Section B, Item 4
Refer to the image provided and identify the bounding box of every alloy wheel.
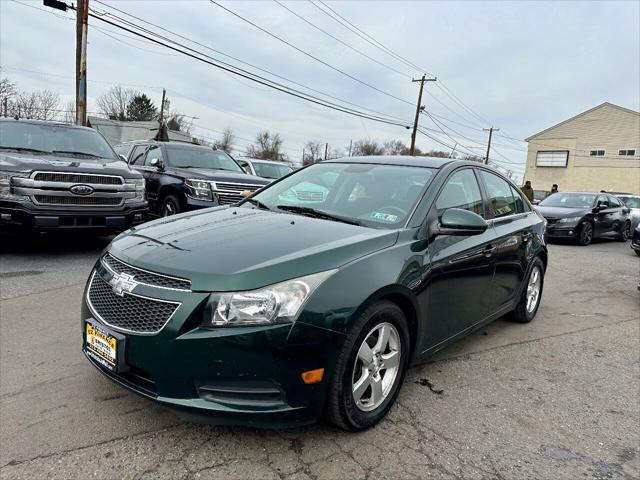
[581,223,592,244]
[352,322,401,412]
[162,201,176,217]
[526,266,542,313]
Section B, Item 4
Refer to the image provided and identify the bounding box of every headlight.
[124,178,146,203]
[185,179,214,202]
[204,270,337,327]
[559,216,583,223]
[0,171,29,200]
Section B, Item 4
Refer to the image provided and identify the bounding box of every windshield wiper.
[0,146,50,154]
[51,150,103,159]
[275,205,361,226]
[244,198,272,210]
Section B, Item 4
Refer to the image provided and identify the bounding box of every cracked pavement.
[1,234,638,479]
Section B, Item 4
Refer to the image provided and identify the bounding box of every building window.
[536,150,568,167]
[589,149,605,156]
[619,149,636,156]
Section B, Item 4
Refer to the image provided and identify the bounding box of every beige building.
[524,102,639,194]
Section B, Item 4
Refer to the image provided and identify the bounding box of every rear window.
[479,171,525,218]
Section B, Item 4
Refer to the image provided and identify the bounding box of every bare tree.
[0,77,17,114]
[303,140,323,165]
[383,139,407,155]
[247,130,287,161]
[13,90,60,120]
[63,100,76,124]
[96,86,136,121]
[352,139,384,156]
[462,154,485,163]
[216,127,236,153]
[425,149,451,158]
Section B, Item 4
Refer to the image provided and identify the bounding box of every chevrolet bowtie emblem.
[108,272,138,296]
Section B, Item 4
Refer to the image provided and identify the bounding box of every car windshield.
[165,146,243,172]
[246,162,435,228]
[539,192,596,208]
[0,121,117,159]
[252,161,293,179]
[618,196,640,209]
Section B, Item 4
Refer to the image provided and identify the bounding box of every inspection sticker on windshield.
[370,212,398,222]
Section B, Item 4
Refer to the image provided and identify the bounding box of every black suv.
[115,140,269,217]
[536,191,631,245]
[0,119,147,232]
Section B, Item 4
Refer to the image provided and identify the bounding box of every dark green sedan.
[82,156,548,430]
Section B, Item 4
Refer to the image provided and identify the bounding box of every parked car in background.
[236,158,293,180]
[115,140,269,217]
[537,192,631,245]
[0,118,147,233]
[631,225,640,257]
[616,194,640,230]
[81,155,548,431]
[532,189,549,205]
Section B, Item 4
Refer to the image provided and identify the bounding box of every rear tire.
[577,222,593,246]
[160,195,181,217]
[510,257,545,324]
[635,250,640,257]
[325,301,410,431]
[616,221,631,242]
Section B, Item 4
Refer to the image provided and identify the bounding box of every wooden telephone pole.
[409,75,436,156]
[75,0,89,126]
[483,127,499,164]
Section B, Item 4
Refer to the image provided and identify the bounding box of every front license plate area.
[85,320,127,373]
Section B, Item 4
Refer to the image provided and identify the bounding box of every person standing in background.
[521,180,534,202]
[551,184,559,194]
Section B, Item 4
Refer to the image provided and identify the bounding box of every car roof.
[0,117,95,132]
[116,139,214,150]
[549,191,605,195]
[324,155,458,169]
[243,158,292,166]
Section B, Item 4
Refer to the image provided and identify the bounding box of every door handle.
[483,245,496,257]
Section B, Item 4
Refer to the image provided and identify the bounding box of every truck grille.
[13,171,136,209]
[87,272,180,334]
[34,195,121,206]
[34,172,123,185]
[213,182,263,205]
[102,254,191,291]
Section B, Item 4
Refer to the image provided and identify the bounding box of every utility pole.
[348,139,352,157]
[3,98,7,118]
[302,147,305,164]
[324,142,328,161]
[483,127,499,164]
[449,142,458,159]
[159,88,166,124]
[75,0,89,126]
[410,75,436,156]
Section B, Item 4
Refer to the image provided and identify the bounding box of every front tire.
[616,221,631,242]
[326,301,410,431]
[510,257,545,323]
[160,195,181,217]
[577,222,593,246]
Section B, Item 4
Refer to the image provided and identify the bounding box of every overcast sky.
[1,0,639,177]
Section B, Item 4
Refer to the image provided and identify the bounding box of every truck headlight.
[185,179,214,202]
[0,171,29,200]
[203,270,337,327]
[124,178,146,203]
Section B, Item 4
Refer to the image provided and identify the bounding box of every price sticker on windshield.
[370,212,398,222]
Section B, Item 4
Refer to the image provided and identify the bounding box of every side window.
[144,145,163,166]
[509,185,526,214]
[596,195,609,208]
[129,145,147,166]
[435,169,484,219]
[608,195,621,208]
[480,171,522,218]
[113,144,130,158]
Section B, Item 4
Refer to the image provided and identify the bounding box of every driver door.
[594,194,613,235]
[141,145,164,211]
[422,168,496,349]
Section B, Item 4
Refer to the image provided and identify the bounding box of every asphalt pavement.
[0,233,638,480]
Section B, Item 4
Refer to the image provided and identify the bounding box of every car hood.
[109,206,398,291]
[536,206,590,219]
[169,167,269,186]
[0,152,139,177]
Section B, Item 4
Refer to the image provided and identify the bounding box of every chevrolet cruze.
[82,156,548,431]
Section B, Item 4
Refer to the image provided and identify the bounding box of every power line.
[210,1,414,107]
[274,0,411,79]
[93,0,411,124]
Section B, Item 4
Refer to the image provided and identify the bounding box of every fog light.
[301,368,324,384]
[568,230,573,235]
[0,213,11,221]
[134,214,143,222]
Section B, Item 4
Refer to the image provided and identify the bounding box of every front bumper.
[544,224,580,238]
[0,199,148,231]
[81,290,345,427]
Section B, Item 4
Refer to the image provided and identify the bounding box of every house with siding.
[524,103,639,194]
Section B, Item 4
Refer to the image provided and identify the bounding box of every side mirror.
[431,208,488,237]
[149,158,163,170]
[119,154,127,162]
[593,203,606,213]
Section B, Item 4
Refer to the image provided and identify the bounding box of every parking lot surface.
[1,234,638,480]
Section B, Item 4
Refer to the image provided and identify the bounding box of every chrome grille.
[102,254,191,291]
[87,272,179,334]
[34,172,122,185]
[214,182,262,193]
[34,195,121,206]
[218,193,242,205]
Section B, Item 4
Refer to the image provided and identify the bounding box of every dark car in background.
[0,118,147,233]
[532,189,549,205]
[631,225,640,257]
[81,156,547,430]
[115,141,269,217]
[237,158,294,180]
[537,192,631,245]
